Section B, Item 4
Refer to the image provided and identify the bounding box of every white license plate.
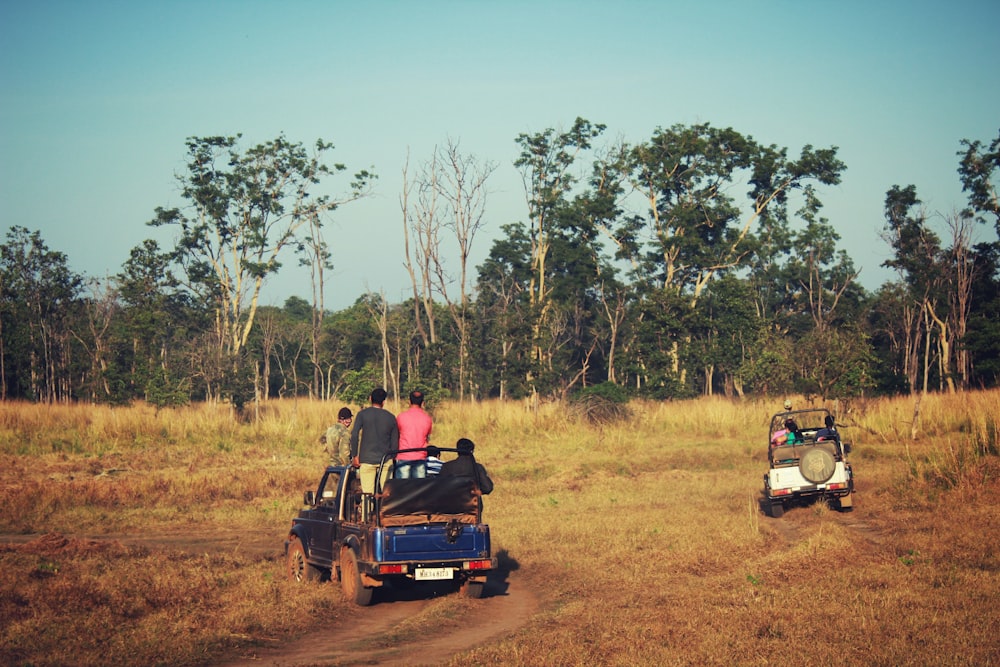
[415,567,454,581]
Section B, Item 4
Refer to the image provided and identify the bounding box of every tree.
[783,186,862,333]
[881,185,941,394]
[964,242,1000,387]
[616,124,845,388]
[72,277,120,402]
[794,325,876,400]
[475,223,533,399]
[401,139,496,400]
[0,226,83,402]
[115,239,200,403]
[687,276,761,397]
[622,124,845,305]
[320,298,382,398]
[940,210,977,390]
[958,129,1000,234]
[595,278,628,386]
[149,135,373,405]
[514,118,606,393]
[400,149,437,349]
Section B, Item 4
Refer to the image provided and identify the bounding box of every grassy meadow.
[1,391,999,666]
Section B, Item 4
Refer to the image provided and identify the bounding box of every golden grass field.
[1,391,999,666]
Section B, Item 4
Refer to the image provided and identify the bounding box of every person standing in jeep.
[349,388,398,494]
[395,390,432,478]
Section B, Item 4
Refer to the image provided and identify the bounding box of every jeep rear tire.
[769,501,785,518]
[340,547,374,606]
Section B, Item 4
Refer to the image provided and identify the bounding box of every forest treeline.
[2,122,998,407]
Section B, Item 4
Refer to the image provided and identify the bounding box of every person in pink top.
[395,390,433,478]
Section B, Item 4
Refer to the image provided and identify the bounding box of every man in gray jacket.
[349,387,399,494]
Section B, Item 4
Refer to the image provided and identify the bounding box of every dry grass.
[1,392,999,666]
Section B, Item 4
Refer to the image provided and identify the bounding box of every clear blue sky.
[2,0,998,310]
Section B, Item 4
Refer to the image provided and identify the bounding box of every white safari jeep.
[763,408,854,518]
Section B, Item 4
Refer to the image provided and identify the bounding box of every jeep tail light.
[826,482,847,490]
[772,489,792,496]
[464,559,492,571]
[378,564,406,575]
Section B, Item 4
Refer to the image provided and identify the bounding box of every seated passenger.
[439,438,493,495]
[815,415,839,441]
[771,419,800,447]
[425,446,443,476]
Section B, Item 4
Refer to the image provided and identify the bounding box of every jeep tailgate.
[373,524,491,562]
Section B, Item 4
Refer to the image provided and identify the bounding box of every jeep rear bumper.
[764,464,853,501]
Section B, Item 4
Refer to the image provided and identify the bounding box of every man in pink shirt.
[395,390,433,478]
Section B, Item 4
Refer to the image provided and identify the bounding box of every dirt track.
[216,573,536,667]
[2,531,539,667]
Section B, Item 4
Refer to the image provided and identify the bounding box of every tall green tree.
[514,118,606,393]
[149,135,373,405]
[958,129,1000,234]
[622,124,845,304]
[880,184,973,394]
[617,124,845,387]
[475,223,533,399]
[686,275,762,397]
[0,226,83,401]
[115,239,201,404]
[964,242,1000,386]
[880,185,938,394]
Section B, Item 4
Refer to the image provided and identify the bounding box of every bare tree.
[429,140,496,400]
[71,277,119,400]
[401,140,495,400]
[256,311,279,399]
[302,212,331,398]
[366,291,399,402]
[596,281,627,385]
[400,149,438,347]
[941,210,978,390]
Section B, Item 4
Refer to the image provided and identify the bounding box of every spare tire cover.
[799,448,836,484]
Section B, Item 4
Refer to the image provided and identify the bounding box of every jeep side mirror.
[843,442,852,455]
[304,490,315,506]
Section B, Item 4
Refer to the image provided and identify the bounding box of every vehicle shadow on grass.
[484,548,519,597]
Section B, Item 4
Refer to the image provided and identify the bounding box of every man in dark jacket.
[349,387,398,494]
[439,438,493,495]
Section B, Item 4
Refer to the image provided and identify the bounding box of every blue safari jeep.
[285,447,496,605]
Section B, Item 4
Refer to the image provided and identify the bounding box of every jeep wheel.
[287,537,321,583]
[340,547,374,606]
[769,501,785,518]
[799,448,836,484]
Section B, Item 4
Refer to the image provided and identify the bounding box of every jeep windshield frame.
[768,408,837,445]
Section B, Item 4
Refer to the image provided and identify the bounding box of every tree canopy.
[2,126,998,406]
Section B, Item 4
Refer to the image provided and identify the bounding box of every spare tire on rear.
[799,448,836,484]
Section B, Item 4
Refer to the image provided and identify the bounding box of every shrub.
[569,383,632,425]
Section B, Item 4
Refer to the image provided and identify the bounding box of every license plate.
[415,567,454,581]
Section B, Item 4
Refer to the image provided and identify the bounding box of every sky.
[2,0,998,311]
